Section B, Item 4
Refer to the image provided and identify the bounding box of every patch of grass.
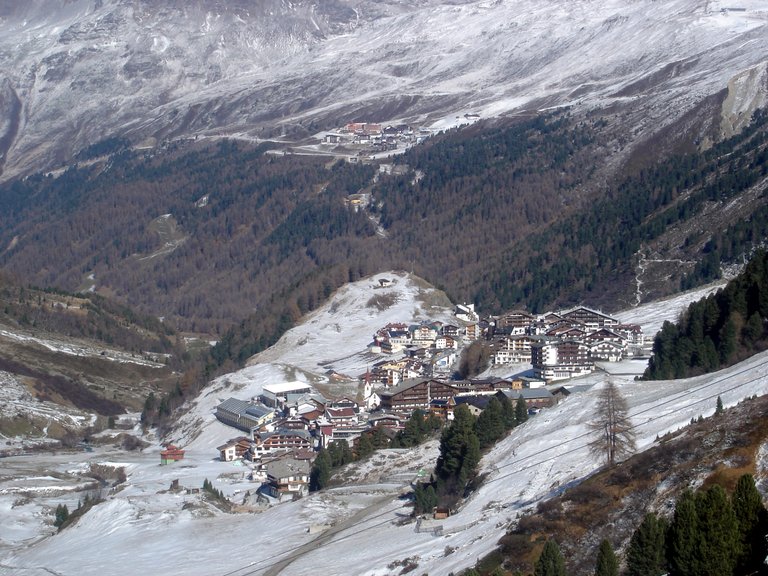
[366,292,399,311]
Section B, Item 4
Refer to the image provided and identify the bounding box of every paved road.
[262,492,401,576]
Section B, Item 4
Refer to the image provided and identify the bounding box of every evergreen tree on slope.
[535,539,566,576]
[594,539,618,576]
[626,512,668,576]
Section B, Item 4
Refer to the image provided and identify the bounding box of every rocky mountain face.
[0,0,767,179]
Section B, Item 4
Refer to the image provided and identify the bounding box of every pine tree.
[534,539,566,576]
[626,512,668,576]
[715,395,724,415]
[53,503,69,528]
[731,474,768,574]
[475,396,505,448]
[668,490,698,576]
[309,449,331,491]
[588,381,635,466]
[515,395,528,424]
[594,539,618,576]
[695,484,738,575]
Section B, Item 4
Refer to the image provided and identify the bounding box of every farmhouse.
[264,458,310,501]
[378,379,459,414]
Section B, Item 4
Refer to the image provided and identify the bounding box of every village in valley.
[175,276,646,508]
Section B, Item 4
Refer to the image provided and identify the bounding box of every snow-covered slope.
[172,270,456,452]
[1,0,767,177]
[3,274,768,576]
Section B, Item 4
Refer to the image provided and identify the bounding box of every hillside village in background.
[201,280,645,506]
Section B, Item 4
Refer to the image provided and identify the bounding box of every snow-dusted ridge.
[1,0,767,177]
[2,275,768,576]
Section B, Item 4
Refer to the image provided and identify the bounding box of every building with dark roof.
[215,398,276,432]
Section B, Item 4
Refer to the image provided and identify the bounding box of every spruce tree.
[515,395,528,424]
[732,473,768,574]
[436,404,476,480]
[695,484,738,576]
[668,490,699,576]
[356,432,374,459]
[715,395,724,415]
[594,539,618,576]
[499,393,516,429]
[475,396,505,448]
[309,449,331,491]
[626,512,668,576]
[53,503,69,528]
[534,539,566,576]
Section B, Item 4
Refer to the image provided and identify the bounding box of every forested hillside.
[644,250,768,380]
[482,394,768,576]
[1,107,767,371]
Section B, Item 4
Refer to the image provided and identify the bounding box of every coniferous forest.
[644,250,768,380]
[0,108,767,377]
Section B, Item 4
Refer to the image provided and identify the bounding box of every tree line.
[644,249,768,380]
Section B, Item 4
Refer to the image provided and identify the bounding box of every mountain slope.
[2,275,768,576]
[0,0,767,179]
[0,275,182,441]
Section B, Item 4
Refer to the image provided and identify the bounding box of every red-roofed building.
[160,444,185,465]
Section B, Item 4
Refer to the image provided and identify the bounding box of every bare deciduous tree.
[589,381,635,466]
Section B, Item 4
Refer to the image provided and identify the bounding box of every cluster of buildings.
[364,320,462,387]
[323,122,431,156]
[213,383,378,502]
[485,307,644,381]
[206,304,642,503]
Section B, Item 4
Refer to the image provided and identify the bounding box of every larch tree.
[588,381,635,466]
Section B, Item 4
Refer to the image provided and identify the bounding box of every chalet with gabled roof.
[254,429,313,456]
[378,379,459,414]
[615,323,645,347]
[588,340,625,362]
[441,324,460,337]
[160,444,185,465]
[495,310,535,335]
[217,437,252,462]
[435,335,457,350]
[491,335,538,364]
[324,406,358,426]
[560,307,619,331]
[264,458,310,500]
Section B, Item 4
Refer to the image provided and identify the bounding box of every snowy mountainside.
[172,271,456,451]
[1,0,767,177]
[3,274,768,575]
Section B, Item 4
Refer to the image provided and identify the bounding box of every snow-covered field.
[2,276,768,576]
